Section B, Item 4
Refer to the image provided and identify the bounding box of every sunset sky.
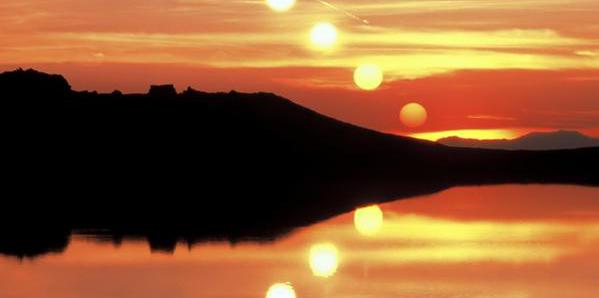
[1,0,598,138]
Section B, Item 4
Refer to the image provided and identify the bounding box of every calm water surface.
[1,185,599,298]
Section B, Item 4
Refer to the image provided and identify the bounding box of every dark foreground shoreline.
[1,69,597,258]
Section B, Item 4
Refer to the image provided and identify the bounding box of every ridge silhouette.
[1,68,597,258]
[438,130,599,150]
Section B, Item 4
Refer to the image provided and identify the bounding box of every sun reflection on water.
[354,205,384,236]
[2,186,599,298]
[309,243,339,278]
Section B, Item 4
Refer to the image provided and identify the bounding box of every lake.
[1,184,598,298]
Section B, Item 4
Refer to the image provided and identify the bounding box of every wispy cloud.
[2,0,599,80]
[468,115,517,121]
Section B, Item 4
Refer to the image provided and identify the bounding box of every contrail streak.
[314,0,370,25]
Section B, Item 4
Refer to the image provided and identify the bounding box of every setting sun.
[309,243,339,278]
[265,0,295,12]
[266,283,296,298]
[310,23,338,49]
[354,205,384,236]
[353,64,383,90]
[400,103,428,128]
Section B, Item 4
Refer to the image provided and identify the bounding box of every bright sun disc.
[400,103,428,128]
[266,283,296,298]
[309,243,339,278]
[354,205,384,236]
[266,0,295,12]
[353,64,383,90]
[310,22,338,49]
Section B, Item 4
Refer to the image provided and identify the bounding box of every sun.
[310,22,338,49]
[354,205,384,236]
[400,103,428,128]
[266,283,296,298]
[353,64,383,90]
[266,0,295,12]
[309,243,339,278]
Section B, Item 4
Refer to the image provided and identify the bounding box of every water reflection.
[350,214,591,263]
[309,243,339,278]
[354,205,384,236]
[266,283,296,298]
[1,185,598,298]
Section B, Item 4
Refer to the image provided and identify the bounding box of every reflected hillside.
[3,185,598,298]
[1,69,598,258]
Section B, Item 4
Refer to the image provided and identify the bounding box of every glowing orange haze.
[1,0,598,137]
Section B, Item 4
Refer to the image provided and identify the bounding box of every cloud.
[1,28,589,80]
[467,115,516,121]
[2,0,599,80]
[576,50,599,57]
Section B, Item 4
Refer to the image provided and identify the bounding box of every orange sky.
[1,0,598,137]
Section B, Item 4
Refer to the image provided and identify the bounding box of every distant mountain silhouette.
[1,68,598,258]
[439,131,599,150]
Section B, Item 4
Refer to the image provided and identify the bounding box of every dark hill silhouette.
[1,68,598,258]
[439,130,599,150]
[149,84,177,97]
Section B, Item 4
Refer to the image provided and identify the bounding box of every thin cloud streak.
[3,28,596,79]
